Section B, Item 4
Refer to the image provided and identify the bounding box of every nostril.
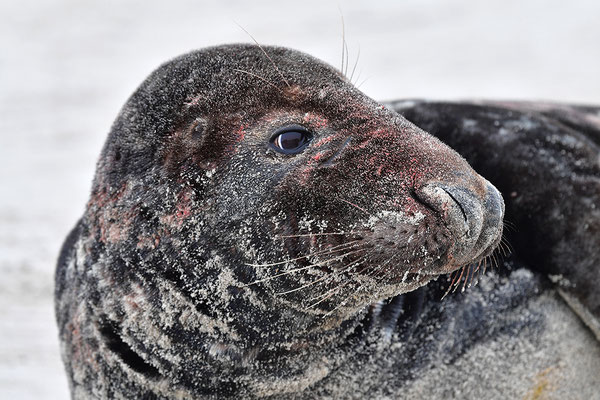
[415,180,505,267]
[410,187,438,215]
[415,183,484,241]
[441,187,468,223]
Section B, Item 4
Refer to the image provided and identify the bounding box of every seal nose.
[473,182,505,259]
[415,180,504,266]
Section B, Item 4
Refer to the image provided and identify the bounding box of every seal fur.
[55,45,599,399]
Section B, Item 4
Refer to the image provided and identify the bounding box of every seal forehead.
[123,45,334,124]
[173,44,347,105]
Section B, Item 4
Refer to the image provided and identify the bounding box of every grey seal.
[55,45,599,399]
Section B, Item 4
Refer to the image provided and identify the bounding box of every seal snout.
[416,180,504,270]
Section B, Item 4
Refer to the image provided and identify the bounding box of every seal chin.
[416,179,504,273]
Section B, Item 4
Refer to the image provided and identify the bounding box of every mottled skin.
[55,45,599,399]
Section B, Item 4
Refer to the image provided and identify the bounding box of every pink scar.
[303,113,329,129]
[175,190,193,222]
[184,94,204,108]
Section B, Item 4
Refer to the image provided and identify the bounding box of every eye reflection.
[270,125,312,154]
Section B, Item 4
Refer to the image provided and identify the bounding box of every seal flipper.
[390,100,600,340]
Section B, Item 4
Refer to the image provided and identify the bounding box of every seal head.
[55,44,504,398]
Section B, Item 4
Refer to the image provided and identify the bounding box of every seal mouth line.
[98,319,161,379]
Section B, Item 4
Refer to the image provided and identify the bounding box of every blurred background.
[1,0,599,397]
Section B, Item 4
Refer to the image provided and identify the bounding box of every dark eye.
[269,125,312,154]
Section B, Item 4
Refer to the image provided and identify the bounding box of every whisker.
[337,197,372,216]
[364,253,402,284]
[304,257,370,304]
[498,240,509,257]
[275,230,364,239]
[452,265,467,293]
[305,279,352,310]
[470,260,483,288]
[323,261,380,318]
[353,68,363,87]
[344,40,350,76]
[442,269,460,299]
[356,76,371,90]
[234,22,291,88]
[232,68,281,92]
[276,254,368,296]
[349,46,361,83]
[468,264,477,289]
[306,250,396,313]
[474,260,483,281]
[492,253,500,270]
[461,264,472,292]
[475,264,482,285]
[501,236,514,254]
[503,219,517,232]
[245,239,362,267]
[242,246,367,287]
[305,285,339,308]
[242,264,318,287]
[338,7,346,76]
[322,296,352,318]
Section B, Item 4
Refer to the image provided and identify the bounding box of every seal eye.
[270,125,312,154]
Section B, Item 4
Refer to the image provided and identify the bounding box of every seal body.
[55,45,599,399]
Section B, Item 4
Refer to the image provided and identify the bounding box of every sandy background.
[1,0,599,398]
